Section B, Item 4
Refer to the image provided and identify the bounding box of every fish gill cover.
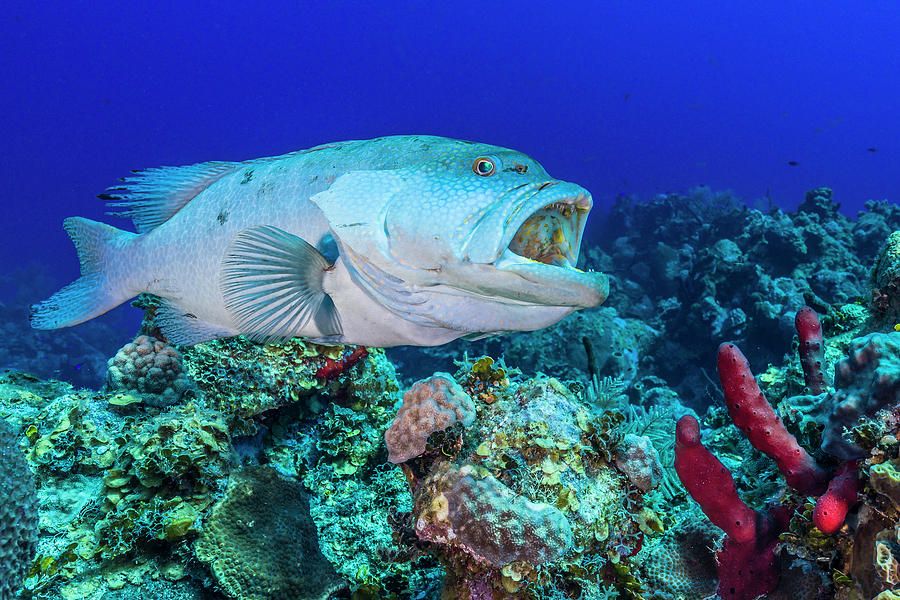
[2,3,900,600]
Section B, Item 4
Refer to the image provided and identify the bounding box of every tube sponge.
[717,342,828,495]
[674,415,757,543]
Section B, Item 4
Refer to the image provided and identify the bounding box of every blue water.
[1,1,898,376]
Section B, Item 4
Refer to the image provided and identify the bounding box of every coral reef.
[195,466,344,600]
[385,374,476,464]
[0,417,38,600]
[106,335,191,407]
[2,188,899,600]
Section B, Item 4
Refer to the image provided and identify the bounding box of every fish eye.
[472,157,496,176]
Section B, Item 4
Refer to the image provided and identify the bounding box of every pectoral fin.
[221,225,342,343]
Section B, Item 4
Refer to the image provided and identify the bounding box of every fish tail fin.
[30,217,138,329]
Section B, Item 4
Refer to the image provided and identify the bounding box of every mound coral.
[195,466,344,600]
[635,514,718,600]
[385,373,476,464]
[414,463,573,566]
[106,334,191,407]
[0,418,38,600]
[386,357,652,598]
[822,331,900,459]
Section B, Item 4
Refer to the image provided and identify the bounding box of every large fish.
[31,135,608,347]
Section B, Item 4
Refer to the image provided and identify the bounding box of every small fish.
[867,147,878,152]
[31,136,608,347]
[787,160,800,166]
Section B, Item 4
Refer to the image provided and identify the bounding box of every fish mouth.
[492,184,608,308]
[504,192,590,268]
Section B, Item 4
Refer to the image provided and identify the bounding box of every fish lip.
[496,181,592,269]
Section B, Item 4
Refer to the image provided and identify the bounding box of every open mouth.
[476,184,608,308]
[505,195,590,268]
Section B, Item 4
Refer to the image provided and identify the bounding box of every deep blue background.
[2,1,898,305]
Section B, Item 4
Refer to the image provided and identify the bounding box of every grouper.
[31,135,608,347]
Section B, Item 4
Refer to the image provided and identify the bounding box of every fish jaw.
[458,180,609,308]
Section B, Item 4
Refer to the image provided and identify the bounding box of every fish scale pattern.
[0,419,38,600]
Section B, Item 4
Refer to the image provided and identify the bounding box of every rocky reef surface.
[0,187,899,600]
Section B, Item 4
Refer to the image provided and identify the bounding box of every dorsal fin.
[101,161,238,232]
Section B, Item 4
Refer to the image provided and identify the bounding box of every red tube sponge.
[795,306,826,394]
[812,461,859,534]
[674,415,757,543]
[715,504,793,600]
[717,343,828,496]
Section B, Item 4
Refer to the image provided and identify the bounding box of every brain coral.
[637,515,718,600]
[822,331,900,459]
[106,334,191,407]
[0,419,38,600]
[195,466,344,600]
[385,374,476,464]
[414,463,573,566]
